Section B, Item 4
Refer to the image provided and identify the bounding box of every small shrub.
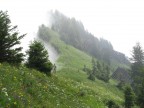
[88,74,95,81]
[78,90,86,97]
[106,100,120,108]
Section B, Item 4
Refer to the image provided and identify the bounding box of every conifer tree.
[124,86,135,108]
[138,80,144,108]
[26,40,53,74]
[0,11,25,64]
[131,43,144,95]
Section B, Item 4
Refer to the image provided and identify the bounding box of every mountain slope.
[49,10,130,66]
[37,26,125,107]
[0,27,125,108]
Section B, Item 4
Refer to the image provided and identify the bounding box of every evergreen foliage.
[131,43,144,65]
[138,80,144,108]
[124,86,135,108]
[131,43,144,95]
[83,65,91,75]
[106,100,120,108]
[117,81,126,90]
[49,10,129,65]
[0,11,25,64]
[88,74,95,81]
[130,43,144,108]
[89,58,110,82]
[37,24,51,42]
[26,40,53,74]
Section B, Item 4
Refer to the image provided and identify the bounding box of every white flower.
[2,88,7,91]
[5,92,8,96]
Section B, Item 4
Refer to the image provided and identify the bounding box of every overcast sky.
[1,0,144,57]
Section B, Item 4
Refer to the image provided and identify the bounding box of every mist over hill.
[47,10,129,65]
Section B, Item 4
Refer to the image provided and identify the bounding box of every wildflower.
[14,102,17,105]
[5,92,8,96]
[2,88,7,92]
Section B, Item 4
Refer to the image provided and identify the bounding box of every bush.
[88,74,95,81]
[106,100,120,108]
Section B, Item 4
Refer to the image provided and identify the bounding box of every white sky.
[0,0,144,57]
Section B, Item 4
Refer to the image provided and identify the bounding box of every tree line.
[0,11,53,74]
[50,10,129,65]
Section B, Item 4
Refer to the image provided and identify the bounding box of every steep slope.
[37,26,125,107]
[0,27,125,108]
[49,10,130,66]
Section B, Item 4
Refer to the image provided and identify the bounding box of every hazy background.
[0,0,144,57]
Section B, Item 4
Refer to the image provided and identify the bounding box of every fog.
[37,39,59,64]
[1,0,144,57]
[6,10,59,63]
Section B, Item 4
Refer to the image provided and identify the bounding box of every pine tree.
[104,65,110,82]
[131,43,144,65]
[26,40,53,74]
[138,80,144,108]
[88,74,95,81]
[131,43,144,95]
[97,61,101,71]
[124,86,135,108]
[91,58,98,76]
[0,11,25,64]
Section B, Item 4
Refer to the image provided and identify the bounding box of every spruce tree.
[91,58,99,77]
[131,43,144,95]
[138,80,144,108]
[0,11,25,64]
[131,43,144,65]
[26,40,53,74]
[124,86,135,108]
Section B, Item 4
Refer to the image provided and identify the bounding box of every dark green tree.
[117,80,126,90]
[104,65,110,82]
[26,40,53,74]
[138,80,144,108]
[131,43,144,95]
[88,73,95,81]
[91,58,99,77]
[97,61,101,71]
[124,86,135,108]
[0,11,25,64]
[106,100,120,108]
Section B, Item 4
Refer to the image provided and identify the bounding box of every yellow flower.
[14,102,17,105]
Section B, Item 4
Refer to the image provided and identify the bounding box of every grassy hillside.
[0,27,127,108]
[0,63,123,108]
[39,28,125,106]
